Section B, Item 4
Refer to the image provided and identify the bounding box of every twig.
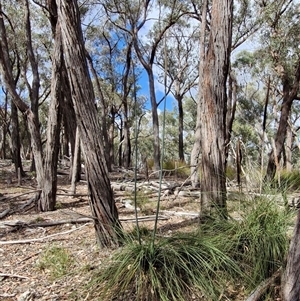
[0,223,89,245]
[0,273,29,279]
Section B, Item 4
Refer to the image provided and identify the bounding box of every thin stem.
[152,31,168,247]
[133,62,141,245]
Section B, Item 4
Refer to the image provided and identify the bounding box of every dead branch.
[0,223,89,245]
[245,268,281,301]
[0,190,41,202]
[0,273,29,280]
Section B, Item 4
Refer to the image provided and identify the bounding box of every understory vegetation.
[88,194,292,301]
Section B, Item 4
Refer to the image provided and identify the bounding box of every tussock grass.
[92,233,243,301]
[37,245,73,280]
[232,197,289,285]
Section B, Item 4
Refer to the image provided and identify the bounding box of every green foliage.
[91,233,243,301]
[163,160,190,177]
[37,245,73,280]
[276,169,300,192]
[228,198,289,286]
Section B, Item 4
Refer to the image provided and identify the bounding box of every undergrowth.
[37,245,73,280]
[88,195,290,301]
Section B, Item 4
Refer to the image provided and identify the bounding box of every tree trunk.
[10,100,25,177]
[285,123,293,172]
[57,0,122,247]
[38,19,62,211]
[178,95,184,162]
[266,63,300,181]
[148,69,161,171]
[190,0,208,188]
[0,91,8,159]
[282,209,300,301]
[199,0,233,218]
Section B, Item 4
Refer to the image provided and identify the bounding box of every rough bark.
[38,18,62,211]
[57,0,122,247]
[282,209,300,301]
[198,0,233,218]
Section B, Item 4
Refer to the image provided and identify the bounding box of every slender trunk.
[11,100,25,177]
[86,51,110,168]
[177,95,184,162]
[71,127,80,194]
[0,92,8,159]
[148,69,161,171]
[285,123,293,172]
[108,110,115,169]
[38,20,62,211]
[57,0,122,247]
[190,0,208,187]
[123,118,131,168]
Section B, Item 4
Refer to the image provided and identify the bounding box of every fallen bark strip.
[0,223,89,245]
[0,273,29,280]
[245,268,281,301]
[0,208,10,219]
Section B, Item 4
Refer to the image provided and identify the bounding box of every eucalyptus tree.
[155,20,199,162]
[260,0,300,181]
[101,0,188,171]
[57,0,122,247]
[190,0,233,218]
[0,0,63,211]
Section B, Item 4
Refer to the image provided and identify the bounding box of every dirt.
[0,160,203,301]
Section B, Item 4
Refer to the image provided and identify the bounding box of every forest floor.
[0,159,285,301]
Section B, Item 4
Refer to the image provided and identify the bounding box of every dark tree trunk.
[0,91,8,159]
[177,95,184,162]
[57,0,122,247]
[199,0,233,218]
[10,100,25,177]
[123,117,131,168]
[282,209,300,301]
